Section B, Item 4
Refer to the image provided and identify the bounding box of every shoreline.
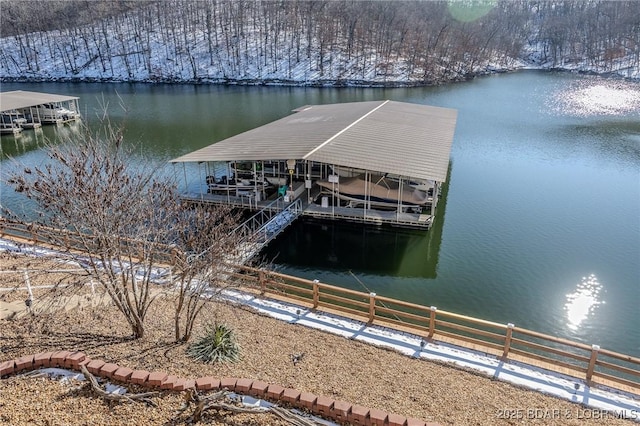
[1,65,638,87]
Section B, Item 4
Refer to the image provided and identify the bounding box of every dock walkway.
[228,198,303,264]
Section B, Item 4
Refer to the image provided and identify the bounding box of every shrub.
[187,323,240,364]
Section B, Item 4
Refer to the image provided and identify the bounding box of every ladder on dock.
[231,197,303,264]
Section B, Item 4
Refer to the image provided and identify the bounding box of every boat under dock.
[181,181,434,232]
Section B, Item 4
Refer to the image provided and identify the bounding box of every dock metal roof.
[0,90,79,112]
[171,100,457,182]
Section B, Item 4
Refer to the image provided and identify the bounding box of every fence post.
[312,279,319,309]
[138,241,144,263]
[258,270,266,294]
[170,247,178,266]
[428,306,437,339]
[586,344,600,383]
[23,269,34,310]
[368,292,376,323]
[502,323,514,359]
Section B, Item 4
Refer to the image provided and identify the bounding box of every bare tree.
[170,203,242,342]
[3,110,243,340]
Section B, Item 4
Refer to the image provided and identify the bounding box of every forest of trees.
[1,0,638,85]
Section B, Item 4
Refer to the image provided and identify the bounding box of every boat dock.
[172,100,457,259]
[0,90,81,134]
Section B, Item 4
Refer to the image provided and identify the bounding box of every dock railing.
[229,265,640,395]
[233,197,303,245]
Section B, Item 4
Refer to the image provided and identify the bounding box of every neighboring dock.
[0,90,81,134]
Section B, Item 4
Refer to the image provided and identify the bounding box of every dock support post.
[258,270,266,294]
[586,344,600,383]
[502,323,514,359]
[368,292,376,324]
[428,306,437,339]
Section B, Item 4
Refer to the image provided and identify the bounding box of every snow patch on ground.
[222,289,640,421]
[1,13,637,85]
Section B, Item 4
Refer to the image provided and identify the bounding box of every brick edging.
[0,351,438,426]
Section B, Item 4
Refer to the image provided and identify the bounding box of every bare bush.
[2,112,243,341]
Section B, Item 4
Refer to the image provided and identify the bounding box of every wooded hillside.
[1,1,638,84]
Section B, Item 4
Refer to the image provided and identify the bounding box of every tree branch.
[80,364,158,406]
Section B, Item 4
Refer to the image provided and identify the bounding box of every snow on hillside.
[1,9,637,86]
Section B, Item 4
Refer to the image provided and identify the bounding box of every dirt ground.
[0,250,636,425]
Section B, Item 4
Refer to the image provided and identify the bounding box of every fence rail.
[0,218,178,265]
[231,265,640,395]
[1,218,638,395]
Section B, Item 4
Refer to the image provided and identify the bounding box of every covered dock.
[0,90,81,133]
[171,100,457,230]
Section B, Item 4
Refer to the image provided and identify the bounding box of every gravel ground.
[0,251,636,425]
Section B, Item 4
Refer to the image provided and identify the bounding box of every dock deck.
[181,181,434,232]
[303,203,433,228]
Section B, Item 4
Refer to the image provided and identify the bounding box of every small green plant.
[187,323,240,364]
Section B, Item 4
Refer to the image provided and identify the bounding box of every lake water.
[1,71,639,356]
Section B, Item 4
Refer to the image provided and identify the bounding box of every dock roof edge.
[0,90,80,112]
[171,100,457,182]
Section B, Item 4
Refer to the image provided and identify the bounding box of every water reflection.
[259,218,442,279]
[1,120,83,158]
[0,128,45,157]
[565,274,603,331]
[551,78,640,116]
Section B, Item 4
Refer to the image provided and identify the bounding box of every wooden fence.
[0,219,178,265]
[1,218,638,395]
[228,265,640,395]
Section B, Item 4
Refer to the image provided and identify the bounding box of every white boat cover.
[317,174,430,206]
